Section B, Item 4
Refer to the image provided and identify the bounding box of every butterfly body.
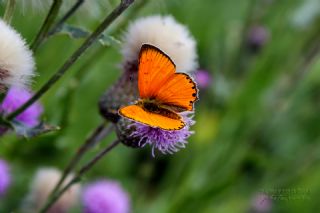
[137,99,182,120]
[119,44,198,130]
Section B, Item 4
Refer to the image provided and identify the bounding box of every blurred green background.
[1,0,320,212]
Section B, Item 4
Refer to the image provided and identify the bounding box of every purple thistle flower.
[247,25,270,53]
[195,69,212,89]
[251,193,272,213]
[0,159,11,197]
[0,87,43,127]
[129,112,195,156]
[82,180,130,213]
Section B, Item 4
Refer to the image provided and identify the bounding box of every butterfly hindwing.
[155,73,198,111]
[119,105,185,130]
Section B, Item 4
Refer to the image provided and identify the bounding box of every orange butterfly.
[119,44,198,130]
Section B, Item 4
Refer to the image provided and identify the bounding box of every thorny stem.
[39,139,121,213]
[31,0,62,52]
[3,0,16,24]
[6,0,135,122]
[48,0,85,36]
[47,122,113,200]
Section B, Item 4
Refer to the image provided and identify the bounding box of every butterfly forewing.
[138,44,176,99]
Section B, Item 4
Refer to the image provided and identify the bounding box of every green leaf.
[98,35,122,47]
[11,120,60,138]
[56,24,121,47]
[58,24,90,39]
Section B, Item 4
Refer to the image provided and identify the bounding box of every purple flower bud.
[99,62,139,123]
[247,26,270,53]
[0,159,11,197]
[82,180,130,213]
[195,69,212,89]
[0,87,43,127]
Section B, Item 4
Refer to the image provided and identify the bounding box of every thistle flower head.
[0,159,11,197]
[0,19,35,90]
[0,87,43,127]
[82,180,130,213]
[118,112,195,156]
[25,168,80,213]
[122,15,198,73]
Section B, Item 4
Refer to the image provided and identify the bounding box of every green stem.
[39,139,120,213]
[5,0,135,122]
[31,0,63,52]
[3,0,16,23]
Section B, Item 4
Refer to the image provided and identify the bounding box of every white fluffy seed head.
[26,168,80,213]
[122,15,198,73]
[0,19,35,89]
